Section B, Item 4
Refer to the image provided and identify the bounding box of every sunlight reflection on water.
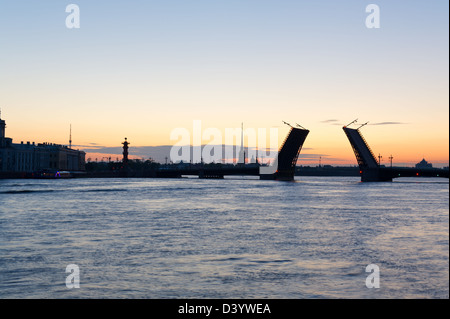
[0,176,448,298]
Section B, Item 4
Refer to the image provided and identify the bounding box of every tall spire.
[69,124,72,149]
[238,122,245,165]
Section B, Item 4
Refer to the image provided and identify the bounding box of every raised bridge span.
[157,125,310,181]
[343,125,449,182]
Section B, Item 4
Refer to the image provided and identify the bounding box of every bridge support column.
[259,173,276,180]
[361,168,393,182]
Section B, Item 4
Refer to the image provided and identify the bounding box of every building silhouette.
[415,158,432,169]
[0,112,85,174]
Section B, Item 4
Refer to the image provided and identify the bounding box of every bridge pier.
[199,169,224,179]
[259,171,301,181]
[259,174,276,180]
[361,168,393,182]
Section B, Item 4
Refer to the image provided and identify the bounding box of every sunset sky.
[0,1,448,166]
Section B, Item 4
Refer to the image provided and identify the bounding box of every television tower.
[69,124,72,149]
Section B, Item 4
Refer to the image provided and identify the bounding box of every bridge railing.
[357,128,378,166]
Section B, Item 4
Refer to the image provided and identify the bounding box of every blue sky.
[0,1,448,165]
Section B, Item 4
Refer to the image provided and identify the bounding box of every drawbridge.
[157,122,310,181]
[343,122,449,182]
[260,124,309,181]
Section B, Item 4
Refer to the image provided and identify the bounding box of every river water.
[0,176,448,299]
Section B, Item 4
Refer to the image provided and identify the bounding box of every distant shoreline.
[1,164,449,180]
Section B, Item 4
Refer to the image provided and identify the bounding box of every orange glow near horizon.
[3,113,449,167]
